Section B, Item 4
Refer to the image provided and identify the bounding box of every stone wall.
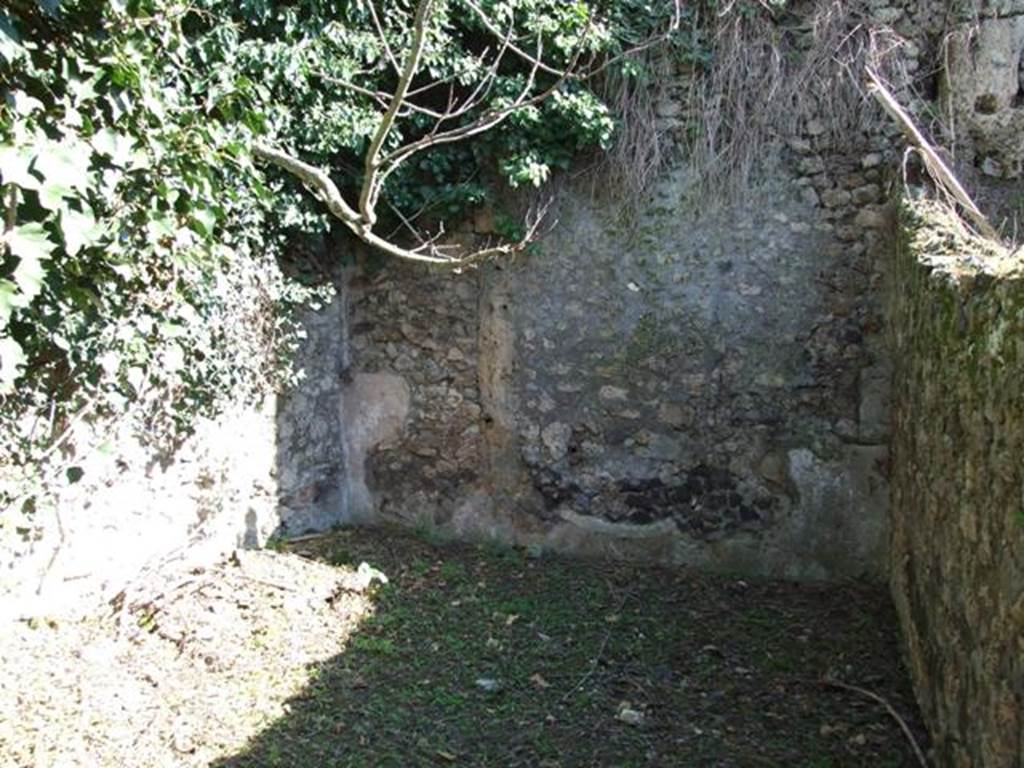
[3,0,980,617]
[944,0,1024,180]
[0,291,353,620]
[345,180,893,578]
[889,200,1024,768]
[336,0,960,580]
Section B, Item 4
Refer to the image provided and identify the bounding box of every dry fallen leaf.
[530,673,551,690]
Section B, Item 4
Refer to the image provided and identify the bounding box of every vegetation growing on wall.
[0,0,691,516]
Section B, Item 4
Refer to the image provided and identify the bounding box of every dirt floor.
[0,525,929,767]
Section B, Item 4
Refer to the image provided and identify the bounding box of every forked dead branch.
[254,0,681,265]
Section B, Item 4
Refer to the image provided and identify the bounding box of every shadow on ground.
[212,526,927,768]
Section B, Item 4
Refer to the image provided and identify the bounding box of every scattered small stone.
[787,138,813,154]
[616,702,645,726]
[805,119,827,136]
[798,156,825,174]
[820,188,852,208]
[599,385,628,402]
[861,153,882,169]
[354,562,389,590]
[854,209,887,230]
[475,678,501,693]
[800,187,821,207]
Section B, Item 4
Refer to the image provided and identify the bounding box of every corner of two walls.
[321,0,965,584]
[4,0,970,619]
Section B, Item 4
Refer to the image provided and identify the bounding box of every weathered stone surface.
[0,402,281,620]
[275,290,349,534]
[339,143,894,579]
[944,15,1024,178]
[4,0,967,620]
[323,0,979,581]
[889,201,1024,768]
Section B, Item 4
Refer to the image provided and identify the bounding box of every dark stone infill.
[530,465,777,537]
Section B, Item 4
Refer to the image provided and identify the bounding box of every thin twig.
[283,530,339,545]
[559,587,631,704]
[4,185,17,234]
[358,0,436,227]
[217,565,297,593]
[816,678,929,768]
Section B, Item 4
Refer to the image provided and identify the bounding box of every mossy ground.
[223,526,924,767]
[2,525,926,767]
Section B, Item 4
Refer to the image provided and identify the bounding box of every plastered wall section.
[1,292,352,620]
[348,156,895,580]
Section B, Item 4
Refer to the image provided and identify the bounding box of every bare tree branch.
[252,142,361,227]
[368,0,403,77]
[317,72,448,119]
[462,0,682,82]
[254,141,549,265]
[357,0,435,229]
[866,66,998,240]
[253,0,672,266]
[370,19,588,195]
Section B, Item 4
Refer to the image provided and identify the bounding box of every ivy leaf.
[5,222,57,302]
[0,143,42,191]
[68,73,102,107]
[0,11,23,65]
[91,128,136,167]
[60,204,105,256]
[34,138,93,193]
[6,222,57,262]
[12,92,45,117]
[38,180,77,211]
[0,335,26,394]
[0,279,17,329]
[146,213,176,246]
[189,206,218,237]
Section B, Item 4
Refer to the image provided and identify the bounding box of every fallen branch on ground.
[558,586,632,704]
[814,677,929,768]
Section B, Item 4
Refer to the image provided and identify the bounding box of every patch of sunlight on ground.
[0,548,382,767]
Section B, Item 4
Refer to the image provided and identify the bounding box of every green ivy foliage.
[1,1,318,514]
[0,0,675,512]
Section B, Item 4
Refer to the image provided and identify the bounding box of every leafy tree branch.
[254,0,681,265]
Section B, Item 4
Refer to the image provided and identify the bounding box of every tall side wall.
[889,202,1024,768]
